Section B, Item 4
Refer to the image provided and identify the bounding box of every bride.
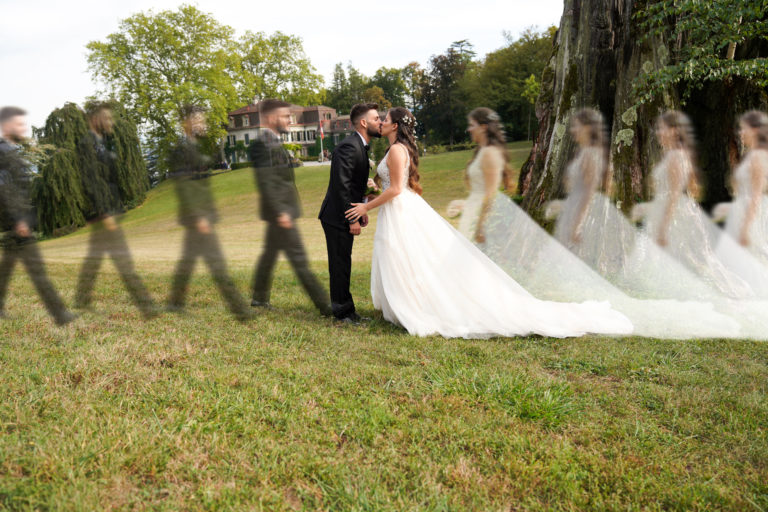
[343,106,632,339]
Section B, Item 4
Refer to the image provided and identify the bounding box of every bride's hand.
[740,230,750,247]
[345,203,368,221]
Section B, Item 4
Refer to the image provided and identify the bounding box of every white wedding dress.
[460,147,740,340]
[370,145,633,339]
[718,149,768,280]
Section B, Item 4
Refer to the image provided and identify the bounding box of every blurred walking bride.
[343,106,632,339]
[551,108,768,339]
[457,107,740,340]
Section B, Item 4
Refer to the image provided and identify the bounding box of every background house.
[225,101,355,162]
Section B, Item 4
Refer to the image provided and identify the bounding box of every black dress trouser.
[321,221,355,319]
[0,236,70,323]
[252,222,330,314]
[169,227,250,319]
[74,223,154,316]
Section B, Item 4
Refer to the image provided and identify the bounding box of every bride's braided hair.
[658,110,701,199]
[467,108,513,190]
[388,107,422,195]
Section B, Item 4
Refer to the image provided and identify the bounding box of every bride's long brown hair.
[466,107,513,190]
[572,108,611,192]
[387,107,422,195]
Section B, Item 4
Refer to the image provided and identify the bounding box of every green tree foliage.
[419,40,476,145]
[522,74,540,141]
[240,31,325,105]
[370,67,408,107]
[326,63,418,113]
[402,62,425,112]
[33,150,87,236]
[634,0,768,103]
[462,28,556,141]
[104,102,150,208]
[86,5,323,177]
[86,5,240,176]
[325,63,373,114]
[363,86,392,110]
[326,63,353,113]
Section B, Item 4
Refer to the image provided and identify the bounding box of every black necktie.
[364,144,370,152]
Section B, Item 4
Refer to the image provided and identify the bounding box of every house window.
[244,133,250,145]
[228,117,234,128]
[290,115,297,124]
[243,116,250,127]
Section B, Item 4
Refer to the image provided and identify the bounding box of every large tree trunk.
[519,0,768,216]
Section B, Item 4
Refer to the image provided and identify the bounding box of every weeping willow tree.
[33,103,88,235]
[33,101,149,236]
[96,101,149,208]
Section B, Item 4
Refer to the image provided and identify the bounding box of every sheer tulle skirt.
[462,192,742,339]
[554,193,768,339]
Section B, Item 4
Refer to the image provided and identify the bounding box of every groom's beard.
[366,125,382,139]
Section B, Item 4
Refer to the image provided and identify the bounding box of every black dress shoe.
[336,312,371,325]
[250,300,273,309]
[55,311,79,326]
[165,303,186,315]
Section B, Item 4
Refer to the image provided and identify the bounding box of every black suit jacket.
[167,137,218,228]
[318,132,370,230]
[250,131,301,221]
[0,139,36,232]
[78,131,123,220]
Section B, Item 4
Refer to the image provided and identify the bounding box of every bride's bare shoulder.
[387,143,408,162]
[480,145,504,166]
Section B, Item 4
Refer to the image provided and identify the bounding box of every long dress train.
[460,147,740,340]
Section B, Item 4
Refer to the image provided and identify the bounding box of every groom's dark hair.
[259,99,291,115]
[350,103,379,126]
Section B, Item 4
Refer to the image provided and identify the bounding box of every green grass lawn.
[1,142,767,510]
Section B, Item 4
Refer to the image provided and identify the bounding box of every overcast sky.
[0,0,563,128]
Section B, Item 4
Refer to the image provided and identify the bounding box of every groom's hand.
[277,213,293,229]
[349,221,361,236]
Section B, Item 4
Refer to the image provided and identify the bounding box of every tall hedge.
[33,101,149,236]
[107,102,149,208]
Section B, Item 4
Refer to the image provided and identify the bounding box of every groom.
[319,103,381,324]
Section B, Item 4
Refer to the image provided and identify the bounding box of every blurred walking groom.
[250,99,332,316]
